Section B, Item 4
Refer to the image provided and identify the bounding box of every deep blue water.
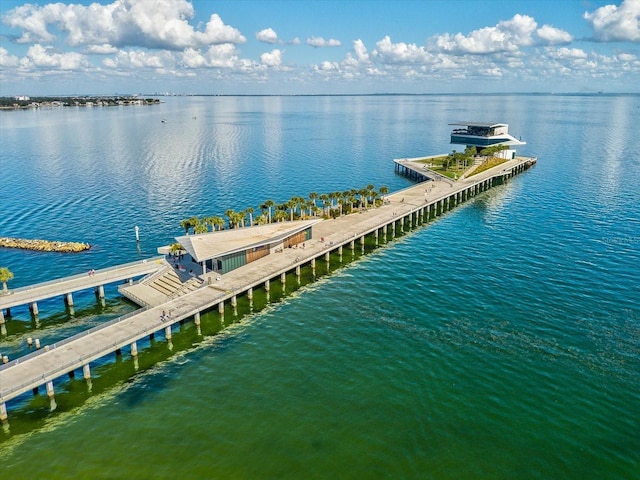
[0,94,639,479]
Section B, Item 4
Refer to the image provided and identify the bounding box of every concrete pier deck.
[0,257,166,312]
[0,156,535,416]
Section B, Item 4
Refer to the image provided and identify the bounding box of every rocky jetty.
[0,237,90,253]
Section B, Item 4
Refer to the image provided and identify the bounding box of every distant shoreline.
[0,96,161,110]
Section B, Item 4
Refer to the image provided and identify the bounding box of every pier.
[0,257,165,321]
[0,155,535,421]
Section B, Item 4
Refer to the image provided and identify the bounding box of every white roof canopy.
[175,219,320,263]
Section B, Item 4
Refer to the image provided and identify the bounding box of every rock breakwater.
[0,237,90,253]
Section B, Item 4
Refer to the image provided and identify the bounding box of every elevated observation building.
[450,122,526,159]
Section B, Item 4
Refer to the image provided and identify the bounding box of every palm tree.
[264,199,275,223]
[202,216,217,232]
[379,186,389,203]
[255,214,267,225]
[0,267,14,293]
[358,188,369,209]
[309,192,318,210]
[273,210,287,222]
[286,199,297,221]
[225,209,236,229]
[366,184,375,206]
[306,200,315,218]
[294,196,306,219]
[464,146,477,167]
[245,207,255,226]
[370,191,379,208]
[180,218,193,234]
[235,211,246,228]
[194,223,208,234]
[329,192,339,209]
[319,194,329,217]
[213,216,225,231]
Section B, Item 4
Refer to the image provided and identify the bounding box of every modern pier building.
[450,122,526,159]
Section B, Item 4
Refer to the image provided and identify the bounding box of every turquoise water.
[0,95,639,478]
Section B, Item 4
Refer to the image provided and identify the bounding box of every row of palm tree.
[179,184,390,234]
[442,145,510,171]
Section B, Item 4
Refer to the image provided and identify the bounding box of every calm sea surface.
[0,95,639,479]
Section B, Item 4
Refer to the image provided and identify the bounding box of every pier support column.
[295,265,301,277]
[83,364,91,380]
[164,326,172,340]
[97,285,105,299]
[374,229,379,245]
[311,258,316,274]
[30,302,39,316]
[265,279,270,292]
[0,311,4,324]
[360,236,365,253]
[194,312,202,336]
[280,273,286,286]
[65,292,74,306]
[325,252,330,270]
[231,294,238,307]
[0,402,7,422]
[247,288,253,301]
[131,341,138,357]
[218,301,225,314]
[391,221,396,237]
[350,240,355,252]
[46,381,55,398]
[383,224,388,239]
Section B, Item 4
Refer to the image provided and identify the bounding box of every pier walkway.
[0,257,166,316]
[0,156,535,419]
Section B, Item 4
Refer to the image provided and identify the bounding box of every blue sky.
[1,0,639,95]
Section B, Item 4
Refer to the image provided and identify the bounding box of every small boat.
[161,119,167,123]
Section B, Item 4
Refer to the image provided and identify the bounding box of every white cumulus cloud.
[85,44,118,55]
[105,49,170,69]
[307,37,341,48]
[584,0,640,42]
[256,28,279,44]
[353,39,370,62]
[0,47,20,67]
[372,36,435,64]
[261,49,282,67]
[432,14,573,54]
[21,44,89,70]
[535,25,573,44]
[2,0,246,50]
